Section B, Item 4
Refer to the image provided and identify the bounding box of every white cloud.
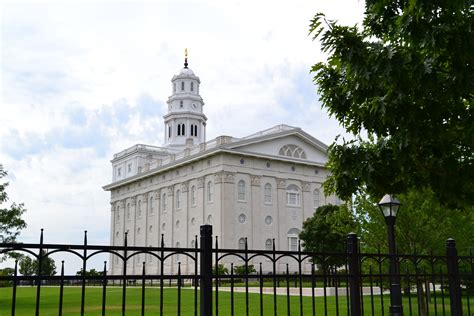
[0,0,365,270]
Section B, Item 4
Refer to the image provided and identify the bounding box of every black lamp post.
[378,194,403,316]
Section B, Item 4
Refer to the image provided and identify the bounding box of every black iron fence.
[0,225,472,315]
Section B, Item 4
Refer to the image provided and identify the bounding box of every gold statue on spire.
[184,48,189,68]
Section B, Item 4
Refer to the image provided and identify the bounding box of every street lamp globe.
[378,194,401,219]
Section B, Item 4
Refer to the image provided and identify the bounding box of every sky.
[0,0,364,270]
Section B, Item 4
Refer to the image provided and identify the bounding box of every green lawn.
[0,286,471,315]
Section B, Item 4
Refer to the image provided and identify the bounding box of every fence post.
[200,225,213,316]
[347,232,361,316]
[446,238,463,316]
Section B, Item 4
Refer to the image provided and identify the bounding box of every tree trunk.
[417,278,427,316]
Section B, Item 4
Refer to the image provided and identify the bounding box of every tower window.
[168,126,171,138]
[177,123,186,136]
[191,82,194,91]
[181,82,184,91]
[173,83,176,92]
[190,124,198,136]
[180,100,183,108]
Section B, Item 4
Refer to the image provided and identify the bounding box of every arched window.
[149,197,154,215]
[207,181,214,202]
[191,185,196,206]
[264,183,272,204]
[278,144,307,159]
[237,180,246,201]
[137,200,142,218]
[162,193,167,212]
[265,239,273,251]
[191,82,194,91]
[287,228,300,251]
[168,125,171,138]
[190,124,197,136]
[127,203,131,219]
[148,244,153,265]
[238,238,246,250]
[176,242,181,261]
[181,81,185,91]
[177,125,181,136]
[176,190,181,209]
[116,206,120,222]
[286,185,301,206]
[182,124,186,136]
[194,125,198,137]
[313,189,320,210]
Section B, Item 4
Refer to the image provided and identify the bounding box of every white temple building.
[103,55,338,274]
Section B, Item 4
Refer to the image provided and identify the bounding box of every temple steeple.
[163,50,207,149]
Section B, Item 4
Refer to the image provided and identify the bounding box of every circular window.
[238,214,246,223]
[191,217,196,225]
[265,216,273,225]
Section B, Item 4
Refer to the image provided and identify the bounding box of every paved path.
[215,287,381,297]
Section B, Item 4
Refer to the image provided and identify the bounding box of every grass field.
[0,286,471,315]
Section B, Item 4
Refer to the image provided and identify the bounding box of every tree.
[310,1,473,207]
[213,264,229,276]
[19,251,56,276]
[76,268,103,277]
[354,188,474,255]
[0,267,15,287]
[299,204,356,271]
[354,188,474,316]
[19,256,35,276]
[233,264,256,276]
[0,165,27,247]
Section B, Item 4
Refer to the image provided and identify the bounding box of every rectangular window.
[118,168,122,177]
[191,82,194,91]
[287,192,300,206]
[128,164,132,172]
[288,237,298,251]
[181,82,185,91]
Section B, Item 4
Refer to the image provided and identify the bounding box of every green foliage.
[0,165,27,246]
[0,267,15,287]
[310,1,473,207]
[19,251,57,276]
[213,264,228,276]
[299,204,356,269]
[354,188,474,255]
[19,256,35,276]
[233,264,256,276]
[76,268,103,277]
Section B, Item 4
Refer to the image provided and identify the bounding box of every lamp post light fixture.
[378,194,403,316]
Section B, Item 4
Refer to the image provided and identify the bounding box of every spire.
[184,48,188,69]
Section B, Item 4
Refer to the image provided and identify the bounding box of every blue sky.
[0,0,364,270]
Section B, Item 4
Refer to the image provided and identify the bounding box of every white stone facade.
[104,60,336,275]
